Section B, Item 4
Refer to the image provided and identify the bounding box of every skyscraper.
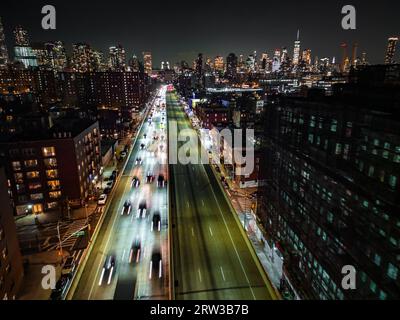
[129,54,140,72]
[0,17,9,68]
[293,30,301,66]
[13,26,38,68]
[195,53,203,78]
[143,52,152,75]
[13,25,29,46]
[226,53,238,79]
[108,44,126,71]
[72,43,100,72]
[384,37,398,65]
[214,56,224,72]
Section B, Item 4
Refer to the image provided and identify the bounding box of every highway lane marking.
[88,138,139,299]
[206,168,257,300]
[187,201,190,208]
[198,269,202,283]
[220,266,226,281]
[191,228,195,237]
[209,226,213,237]
[121,249,126,262]
[202,200,205,206]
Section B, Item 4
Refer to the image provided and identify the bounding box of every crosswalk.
[48,219,88,251]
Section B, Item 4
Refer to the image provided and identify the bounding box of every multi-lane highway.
[70,86,169,300]
[167,89,278,300]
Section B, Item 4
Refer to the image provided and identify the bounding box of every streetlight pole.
[57,221,63,259]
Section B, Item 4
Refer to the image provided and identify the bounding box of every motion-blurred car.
[135,157,142,165]
[146,172,154,183]
[140,143,146,150]
[99,255,116,286]
[129,239,141,264]
[157,175,165,188]
[98,194,107,205]
[137,201,147,219]
[149,251,162,279]
[131,176,140,188]
[151,212,161,232]
[122,200,132,215]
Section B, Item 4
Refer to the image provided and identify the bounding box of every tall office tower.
[226,53,238,79]
[47,41,67,71]
[384,37,398,64]
[293,29,301,65]
[13,26,38,68]
[272,49,281,72]
[214,56,224,72]
[108,44,126,71]
[0,17,9,68]
[261,52,268,71]
[32,42,51,68]
[195,53,203,77]
[0,167,24,300]
[361,52,368,65]
[302,49,312,66]
[281,47,288,63]
[143,51,152,75]
[72,43,99,73]
[129,54,140,72]
[13,25,29,46]
[340,42,349,73]
[204,57,213,72]
[351,42,358,67]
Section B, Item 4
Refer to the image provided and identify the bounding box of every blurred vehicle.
[151,212,161,232]
[157,174,165,188]
[131,176,140,188]
[149,250,162,279]
[146,172,154,183]
[140,143,146,150]
[120,151,127,159]
[122,200,132,215]
[99,255,116,286]
[129,239,141,264]
[135,157,142,165]
[103,187,112,195]
[106,181,114,189]
[98,194,107,205]
[137,201,147,219]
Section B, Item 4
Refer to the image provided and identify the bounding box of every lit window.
[46,170,58,179]
[42,147,56,157]
[12,161,21,171]
[26,171,40,179]
[49,191,62,199]
[24,159,38,168]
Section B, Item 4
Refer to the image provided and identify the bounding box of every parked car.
[98,194,107,205]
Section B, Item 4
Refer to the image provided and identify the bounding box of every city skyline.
[1,0,400,66]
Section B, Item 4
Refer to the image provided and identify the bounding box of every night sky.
[2,0,399,66]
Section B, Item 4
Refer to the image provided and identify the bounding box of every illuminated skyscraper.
[143,51,152,74]
[384,37,398,64]
[226,53,238,79]
[13,26,37,68]
[72,43,100,72]
[13,25,29,46]
[129,54,140,72]
[214,56,224,72]
[109,44,126,71]
[0,17,9,68]
[293,29,301,65]
[302,49,312,66]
